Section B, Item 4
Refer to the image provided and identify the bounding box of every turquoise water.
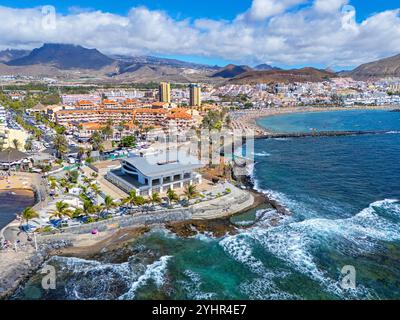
[14,110,400,300]
[256,109,400,133]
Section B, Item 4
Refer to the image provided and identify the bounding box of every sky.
[0,0,399,69]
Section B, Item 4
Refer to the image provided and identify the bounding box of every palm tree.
[150,192,161,206]
[135,195,147,212]
[83,200,95,215]
[83,177,93,185]
[21,207,39,226]
[25,139,33,152]
[91,183,100,194]
[101,119,114,140]
[184,184,199,200]
[50,201,72,220]
[12,139,20,151]
[167,187,179,205]
[124,190,138,209]
[53,134,68,159]
[77,147,86,160]
[72,207,84,218]
[90,131,104,151]
[102,195,115,213]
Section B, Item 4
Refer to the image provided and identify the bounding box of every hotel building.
[189,84,201,107]
[55,108,195,129]
[159,82,171,103]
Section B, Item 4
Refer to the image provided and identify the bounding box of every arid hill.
[229,67,336,84]
[348,54,400,79]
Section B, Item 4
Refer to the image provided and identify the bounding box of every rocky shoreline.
[0,240,72,299]
[0,164,287,300]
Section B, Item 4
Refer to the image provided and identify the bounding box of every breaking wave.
[219,199,400,299]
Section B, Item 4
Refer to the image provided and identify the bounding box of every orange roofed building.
[76,100,96,109]
[102,99,120,108]
[55,107,196,130]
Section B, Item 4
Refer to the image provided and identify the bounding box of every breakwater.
[255,130,398,139]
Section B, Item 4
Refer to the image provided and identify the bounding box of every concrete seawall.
[255,130,398,140]
[0,182,254,299]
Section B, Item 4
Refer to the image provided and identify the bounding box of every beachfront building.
[55,108,196,130]
[106,156,203,196]
[0,149,31,170]
[55,109,136,127]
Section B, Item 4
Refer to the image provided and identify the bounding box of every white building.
[106,156,203,196]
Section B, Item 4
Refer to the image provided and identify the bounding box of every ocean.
[0,189,35,230]
[13,110,400,300]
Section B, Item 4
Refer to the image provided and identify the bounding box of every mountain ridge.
[347,54,400,79]
[6,43,115,70]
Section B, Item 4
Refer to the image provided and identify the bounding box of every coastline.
[6,105,396,298]
[0,189,35,234]
[233,105,397,135]
[0,173,43,239]
[0,181,264,299]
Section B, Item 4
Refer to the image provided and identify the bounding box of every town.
[0,75,398,240]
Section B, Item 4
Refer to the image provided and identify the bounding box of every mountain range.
[0,49,30,63]
[0,43,399,83]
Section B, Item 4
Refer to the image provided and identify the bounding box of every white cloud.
[242,0,308,20]
[0,1,399,68]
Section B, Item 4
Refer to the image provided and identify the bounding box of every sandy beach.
[231,105,397,135]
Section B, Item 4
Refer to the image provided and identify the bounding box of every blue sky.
[0,1,399,69]
[3,0,399,21]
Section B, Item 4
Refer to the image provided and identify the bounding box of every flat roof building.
[189,84,201,107]
[159,82,171,103]
[106,156,203,196]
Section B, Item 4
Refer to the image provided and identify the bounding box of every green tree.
[53,134,69,158]
[119,135,136,148]
[25,139,33,151]
[90,131,104,152]
[167,188,179,204]
[102,195,116,213]
[21,207,39,226]
[101,119,114,140]
[150,192,161,206]
[184,184,199,200]
[124,190,139,208]
[50,201,72,220]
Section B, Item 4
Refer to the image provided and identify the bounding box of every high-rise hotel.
[189,84,201,107]
[159,82,171,103]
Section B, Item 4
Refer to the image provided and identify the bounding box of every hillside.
[6,43,115,70]
[348,54,400,79]
[254,64,281,71]
[0,49,30,63]
[229,67,336,84]
[211,64,253,78]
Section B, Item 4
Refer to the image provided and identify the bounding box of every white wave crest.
[119,255,171,300]
[252,151,271,157]
[179,270,216,300]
